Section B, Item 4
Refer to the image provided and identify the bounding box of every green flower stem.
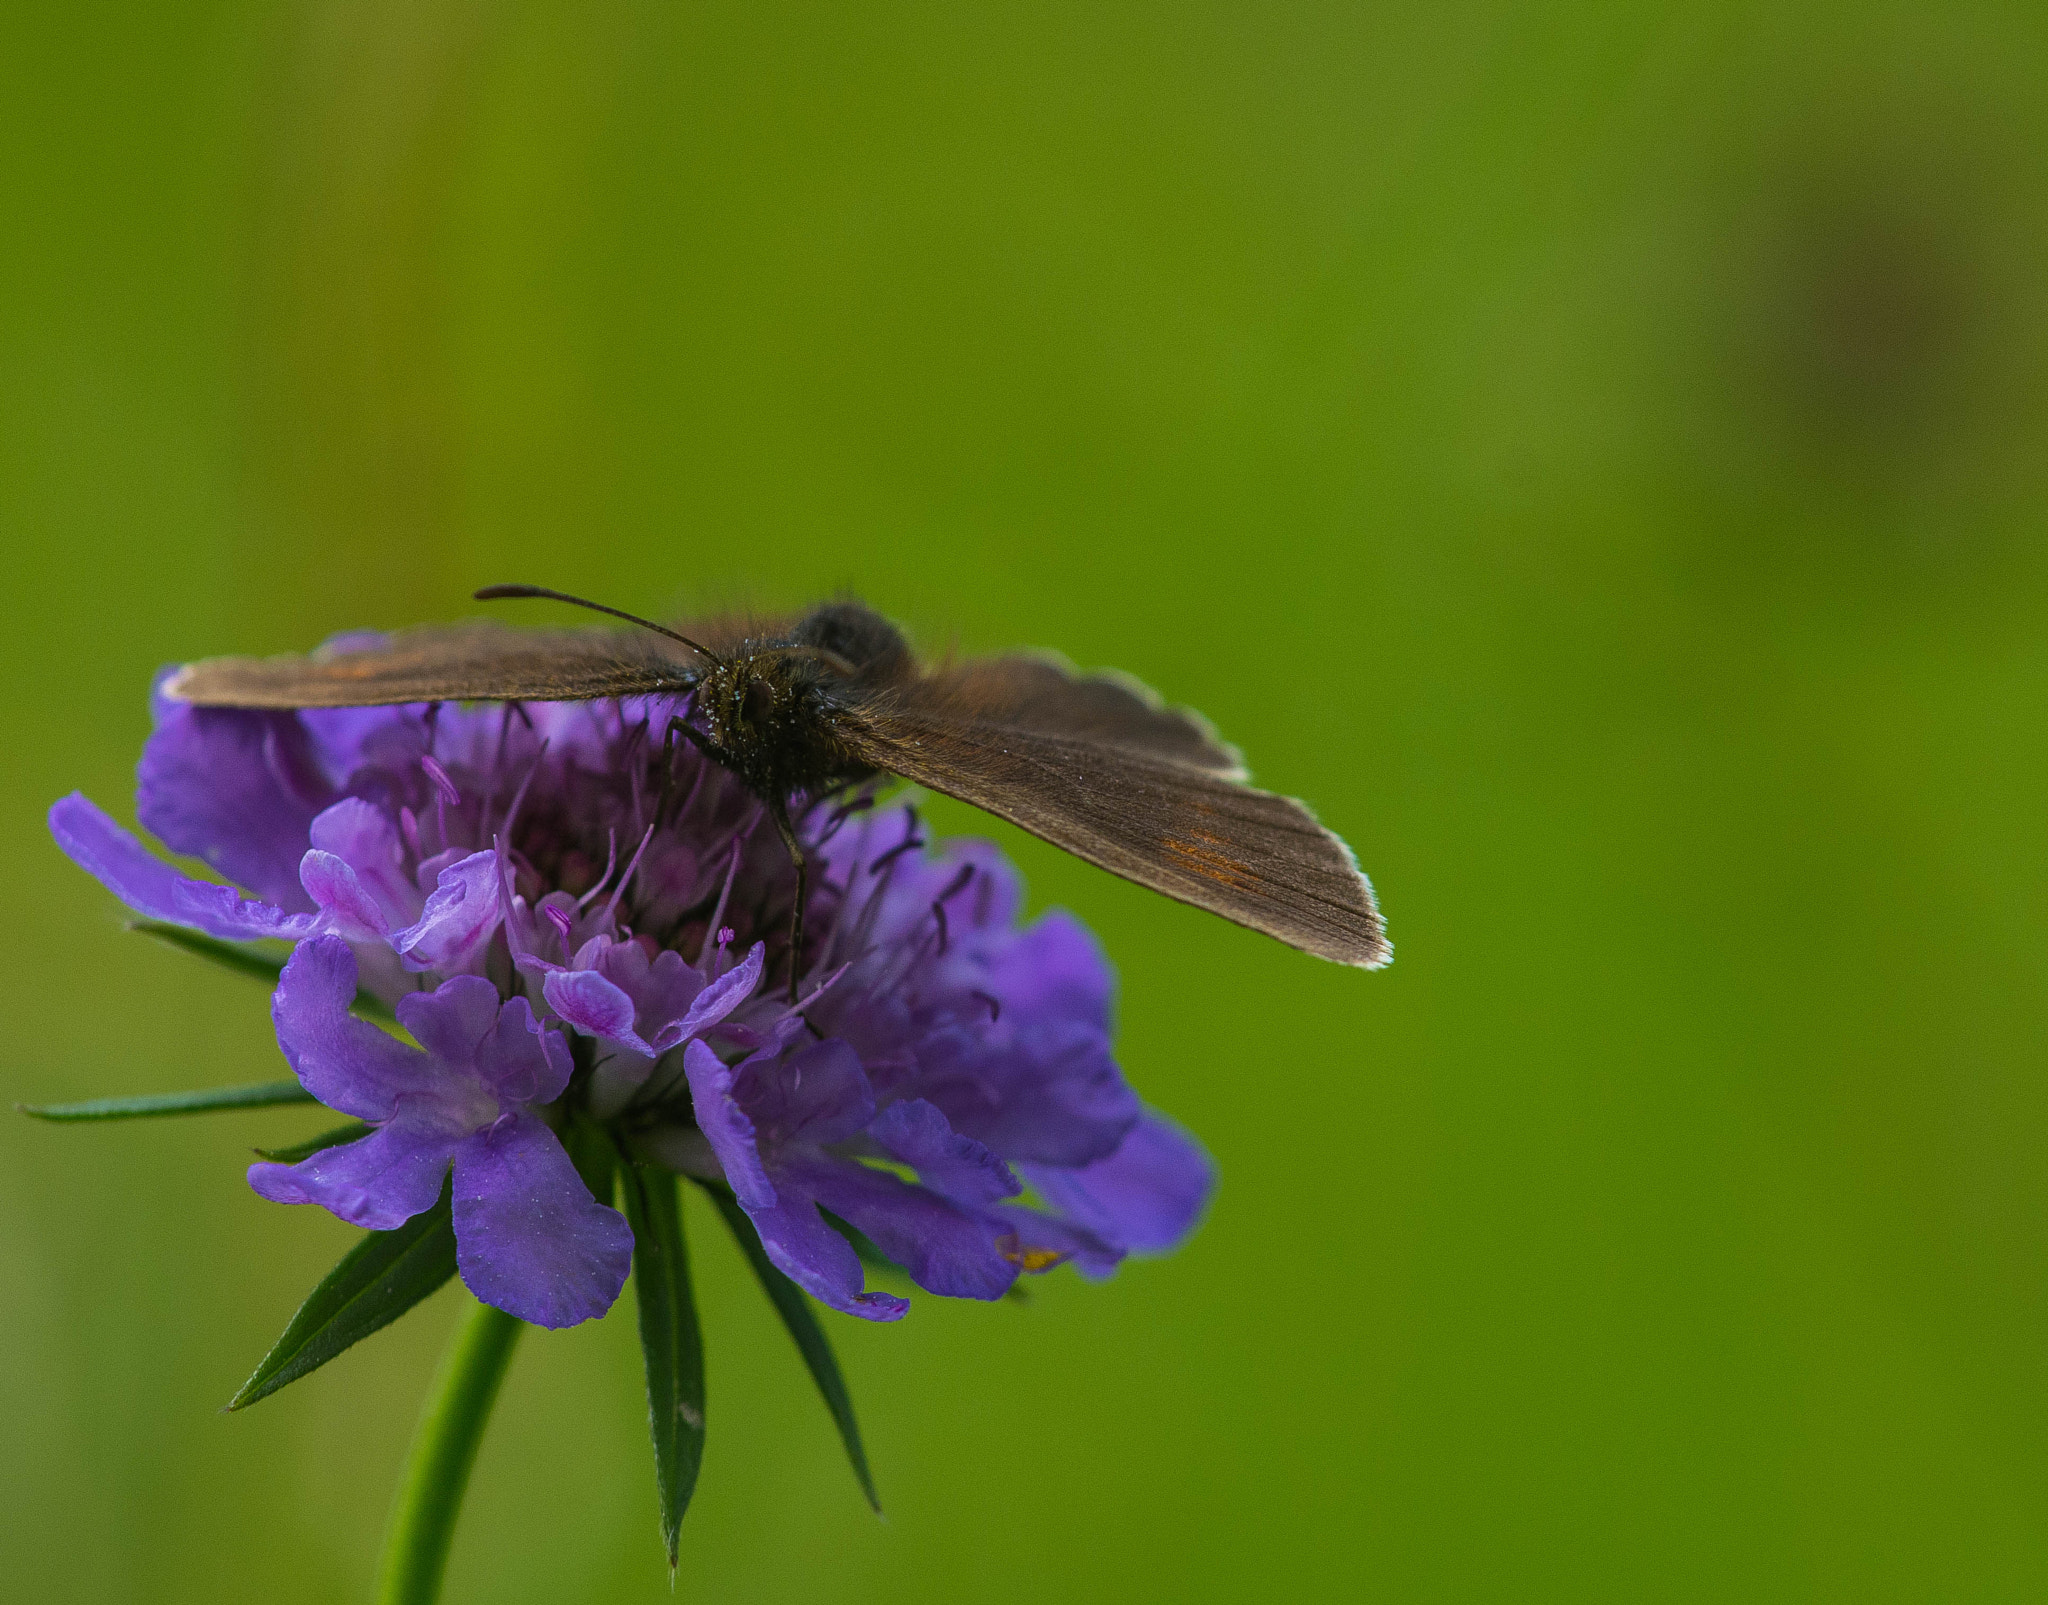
[375,1297,524,1605]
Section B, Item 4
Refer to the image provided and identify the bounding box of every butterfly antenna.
[473,584,721,664]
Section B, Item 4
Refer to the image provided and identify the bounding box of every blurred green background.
[6,1,2048,1600]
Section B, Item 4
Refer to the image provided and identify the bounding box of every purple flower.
[53,678,1214,1328]
[637,809,1214,1318]
[251,936,631,1329]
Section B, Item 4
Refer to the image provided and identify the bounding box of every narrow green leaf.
[619,1163,706,1567]
[128,920,287,985]
[693,1178,880,1512]
[254,1120,374,1163]
[19,1080,313,1123]
[128,919,396,1020]
[230,1178,459,1409]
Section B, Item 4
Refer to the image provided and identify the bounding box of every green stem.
[375,1298,524,1605]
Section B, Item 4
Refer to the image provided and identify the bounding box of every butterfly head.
[693,606,905,802]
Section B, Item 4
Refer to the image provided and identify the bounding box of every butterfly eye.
[743,678,777,724]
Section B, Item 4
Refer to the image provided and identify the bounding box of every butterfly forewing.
[164,621,700,709]
[838,701,1388,968]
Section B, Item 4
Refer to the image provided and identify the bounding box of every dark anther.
[868,808,923,873]
[870,835,927,874]
[928,865,974,956]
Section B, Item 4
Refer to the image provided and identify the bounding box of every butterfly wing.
[910,653,1247,776]
[839,681,1388,968]
[162,620,705,708]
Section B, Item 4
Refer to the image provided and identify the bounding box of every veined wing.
[907,653,1245,777]
[163,620,702,708]
[840,699,1388,967]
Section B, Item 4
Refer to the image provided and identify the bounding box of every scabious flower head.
[51,666,1214,1327]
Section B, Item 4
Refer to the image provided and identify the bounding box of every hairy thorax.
[691,603,912,803]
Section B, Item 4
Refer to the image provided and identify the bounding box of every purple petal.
[294,695,412,781]
[737,1187,910,1322]
[50,794,320,943]
[392,850,502,974]
[272,936,435,1120]
[413,846,469,890]
[542,966,651,1054]
[394,975,506,1070]
[451,1113,632,1328]
[868,1098,1019,1205]
[298,850,393,943]
[983,910,1115,1021]
[248,1100,459,1229]
[918,1017,1138,1168]
[648,941,765,1053]
[682,1040,776,1209]
[1024,1109,1216,1258]
[585,942,705,1040]
[731,1037,874,1149]
[795,1156,1017,1302]
[473,996,572,1106]
[308,798,417,927]
[137,699,330,912]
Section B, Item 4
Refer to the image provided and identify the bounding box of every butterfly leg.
[765,797,808,1002]
[658,715,729,827]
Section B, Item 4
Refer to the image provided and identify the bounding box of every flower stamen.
[697,839,745,968]
[599,824,658,931]
[421,755,460,807]
[575,830,619,910]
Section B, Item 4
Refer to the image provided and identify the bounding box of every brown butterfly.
[164,586,1390,973]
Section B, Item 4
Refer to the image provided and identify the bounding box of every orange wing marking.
[1162,830,1258,892]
